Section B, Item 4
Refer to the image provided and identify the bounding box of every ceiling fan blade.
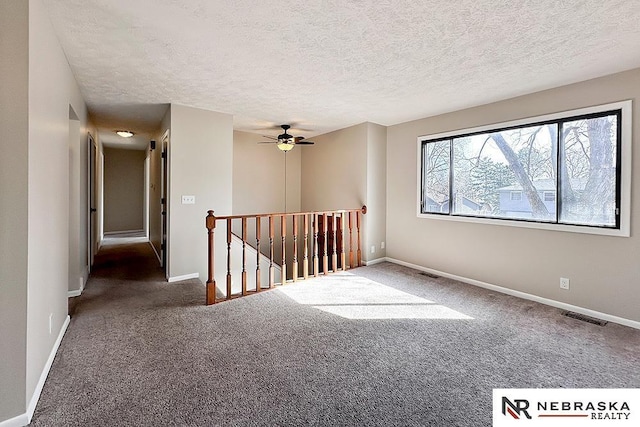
[295,141,314,145]
[258,141,277,144]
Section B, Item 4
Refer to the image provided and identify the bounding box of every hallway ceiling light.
[116,130,134,138]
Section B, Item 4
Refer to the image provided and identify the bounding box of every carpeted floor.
[31,239,640,426]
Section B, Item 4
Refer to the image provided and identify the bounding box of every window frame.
[416,100,632,237]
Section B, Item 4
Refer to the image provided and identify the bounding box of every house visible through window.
[419,103,626,231]
[543,191,555,202]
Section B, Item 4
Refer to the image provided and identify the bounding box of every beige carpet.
[31,240,640,426]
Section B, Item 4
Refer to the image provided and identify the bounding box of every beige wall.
[301,122,387,263]
[301,123,368,212]
[168,104,233,281]
[0,0,29,420]
[103,147,146,233]
[0,1,90,423]
[233,130,301,214]
[24,0,90,422]
[366,123,387,260]
[387,68,640,323]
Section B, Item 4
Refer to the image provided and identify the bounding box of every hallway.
[32,239,207,426]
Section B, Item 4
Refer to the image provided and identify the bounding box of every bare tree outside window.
[421,110,620,229]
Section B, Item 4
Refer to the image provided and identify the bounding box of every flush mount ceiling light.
[115,130,134,138]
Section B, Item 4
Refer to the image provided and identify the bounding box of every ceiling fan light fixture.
[116,130,134,138]
[277,142,295,151]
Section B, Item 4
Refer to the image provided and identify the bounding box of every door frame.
[160,131,169,276]
[87,133,97,270]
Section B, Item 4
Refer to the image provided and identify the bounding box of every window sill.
[416,212,629,237]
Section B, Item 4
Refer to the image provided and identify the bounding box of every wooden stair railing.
[205,206,367,305]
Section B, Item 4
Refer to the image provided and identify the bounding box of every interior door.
[161,136,168,274]
[88,134,97,269]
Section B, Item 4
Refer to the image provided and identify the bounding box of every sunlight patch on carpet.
[277,271,473,320]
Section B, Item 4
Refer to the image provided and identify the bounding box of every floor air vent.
[562,311,608,326]
[419,272,440,279]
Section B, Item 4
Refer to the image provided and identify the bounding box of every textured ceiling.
[43,0,640,146]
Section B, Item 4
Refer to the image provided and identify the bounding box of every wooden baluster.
[269,216,275,288]
[341,212,347,271]
[292,215,298,282]
[226,218,232,299]
[241,217,247,296]
[348,211,354,269]
[313,213,319,277]
[281,215,287,284]
[303,214,309,279]
[322,213,328,274]
[255,217,261,292]
[205,211,217,305]
[331,214,338,272]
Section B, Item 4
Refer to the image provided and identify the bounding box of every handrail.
[205,206,367,305]
[213,206,367,221]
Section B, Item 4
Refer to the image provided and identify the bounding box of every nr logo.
[502,397,532,420]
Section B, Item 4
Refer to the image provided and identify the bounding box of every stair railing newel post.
[205,210,217,305]
[357,205,367,267]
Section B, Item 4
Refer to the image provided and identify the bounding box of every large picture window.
[418,101,631,236]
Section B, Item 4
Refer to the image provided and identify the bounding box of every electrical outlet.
[381,241,385,249]
[181,195,195,204]
[560,277,570,290]
[370,245,375,254]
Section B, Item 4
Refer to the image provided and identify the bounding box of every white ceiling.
[43,0,640,148]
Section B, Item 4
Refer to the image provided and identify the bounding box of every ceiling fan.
[259,124,315,151]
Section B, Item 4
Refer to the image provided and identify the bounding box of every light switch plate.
[181,195,195,204]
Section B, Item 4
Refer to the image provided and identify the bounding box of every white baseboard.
[103,229,144,236]
[22,315,70,424]
[168,273,199,283]
[67,271,88,298]
[383,257,640,330]
[364,257,386,266]
[149,241,162,264]
[0,413,28,427]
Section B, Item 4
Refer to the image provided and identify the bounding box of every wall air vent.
[562,311,608,326]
